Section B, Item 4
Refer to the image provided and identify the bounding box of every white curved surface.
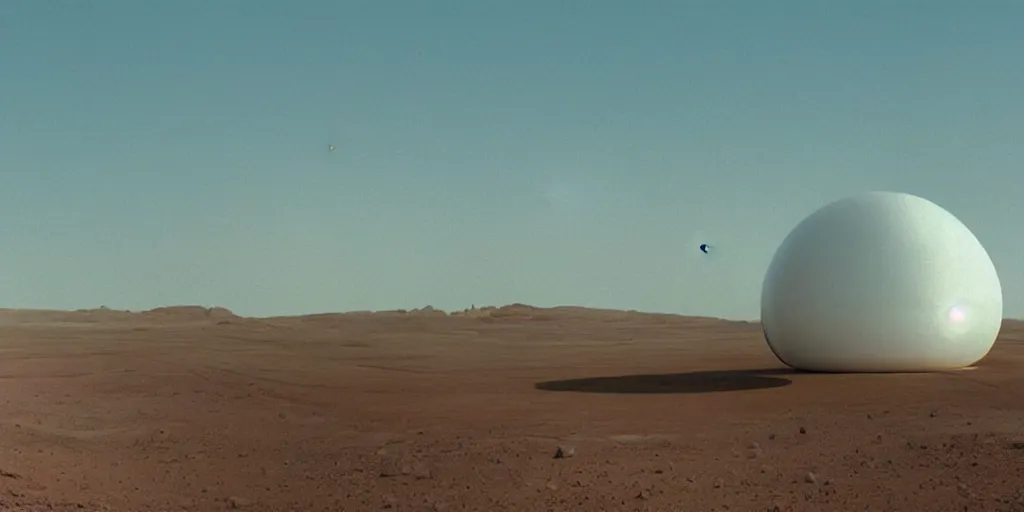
[761,191,1003,372]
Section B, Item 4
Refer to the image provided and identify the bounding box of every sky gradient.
[2,1,1022,319]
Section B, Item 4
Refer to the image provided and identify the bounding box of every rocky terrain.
[0,305,1020,511]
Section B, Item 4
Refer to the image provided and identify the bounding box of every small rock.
[930,410,938,418]
[636,489,650,500]
[553,445,575,459]
[799,427,807,435]
[545,480,559,491]
[804,472,817,484]
[768,433,776,440]
[748,442,764,459]
[713,478,724,489]
[226,497,249,509]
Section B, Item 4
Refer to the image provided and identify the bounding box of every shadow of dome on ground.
[534,368,795,394]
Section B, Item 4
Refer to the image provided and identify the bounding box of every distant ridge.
[142,305,238,321]
[265,303,748,325]
[0,303,744,325]
[0,305,240,326]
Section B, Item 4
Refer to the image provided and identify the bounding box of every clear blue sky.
[1,1,1021,319]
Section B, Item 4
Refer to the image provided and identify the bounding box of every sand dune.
[0,305,1020,511]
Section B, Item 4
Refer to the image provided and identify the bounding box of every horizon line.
[0,304,1019,323]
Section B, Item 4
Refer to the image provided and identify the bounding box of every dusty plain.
[0,304,1021,512]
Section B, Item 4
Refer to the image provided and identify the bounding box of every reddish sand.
[0,304,1022,511]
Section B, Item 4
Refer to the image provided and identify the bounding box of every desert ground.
[0,304,1021,512]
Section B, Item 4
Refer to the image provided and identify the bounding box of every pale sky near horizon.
[1,1,1022,319]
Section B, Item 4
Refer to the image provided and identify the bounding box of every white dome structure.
[761,191,1003,372]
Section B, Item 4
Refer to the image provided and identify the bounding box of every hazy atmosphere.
[2,1,1021,319]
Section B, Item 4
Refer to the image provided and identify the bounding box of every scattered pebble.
[748,442,764,459]
[553,445,575,459]
[226,496,249,509]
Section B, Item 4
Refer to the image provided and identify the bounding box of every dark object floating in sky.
[699,243,712,254]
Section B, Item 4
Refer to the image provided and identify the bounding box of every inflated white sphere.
[761,191,1002,372]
